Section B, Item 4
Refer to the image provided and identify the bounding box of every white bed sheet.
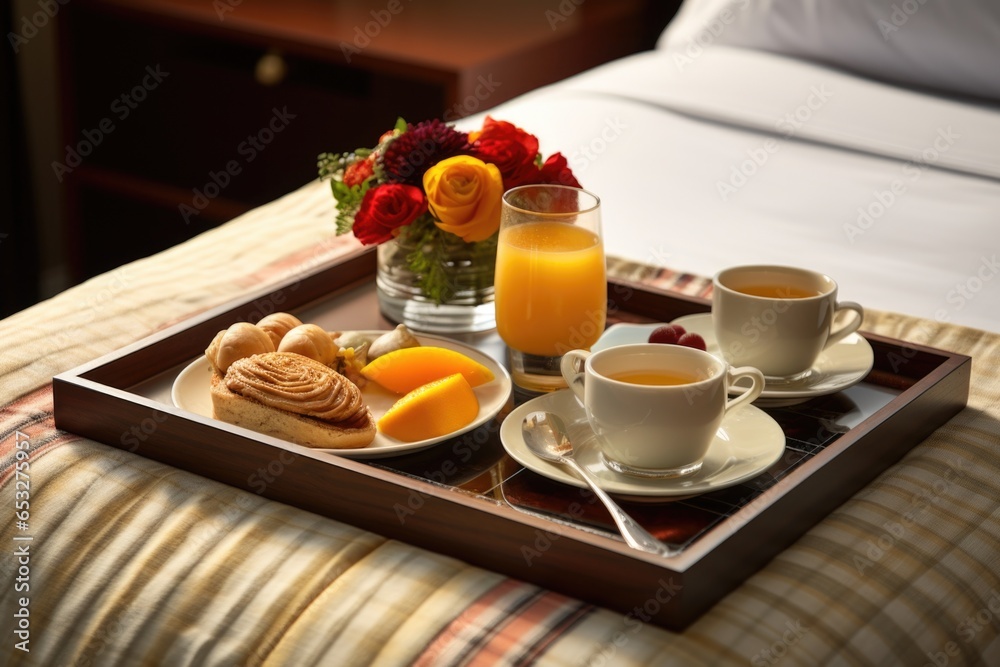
[458,47,1000,333]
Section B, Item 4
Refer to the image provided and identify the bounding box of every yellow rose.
[422,155,503,242]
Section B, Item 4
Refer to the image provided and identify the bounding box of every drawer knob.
[255,50,287,86]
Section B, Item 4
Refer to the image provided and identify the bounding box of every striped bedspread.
[1,181,998,666]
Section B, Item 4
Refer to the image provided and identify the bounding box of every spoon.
[521,411,678,557]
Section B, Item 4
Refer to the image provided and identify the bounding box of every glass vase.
[376,226,497,333]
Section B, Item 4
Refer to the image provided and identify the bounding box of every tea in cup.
[712,265,864,382]
[560,344,764,478]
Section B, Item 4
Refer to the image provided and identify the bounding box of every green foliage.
[401,215,454,304]
[318,151,372,236]
[316,151,347,180]
[397,215,497,305]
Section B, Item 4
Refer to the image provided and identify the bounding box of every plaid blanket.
[1,181,998,666]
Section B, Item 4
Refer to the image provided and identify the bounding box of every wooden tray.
[52,248,971,629]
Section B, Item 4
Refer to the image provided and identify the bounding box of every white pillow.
[659,0,1000,102]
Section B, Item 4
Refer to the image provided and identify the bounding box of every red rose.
[534,152,580,188]
[352,184,427,245]
[473,117,540,189]
[475,139,538,189]
[475,116,539,155]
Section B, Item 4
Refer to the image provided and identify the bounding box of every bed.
[3,1,999,664]
[459,0,1000,334]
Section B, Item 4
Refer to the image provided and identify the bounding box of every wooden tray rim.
[51,248,972,628]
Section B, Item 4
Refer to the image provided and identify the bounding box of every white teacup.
[712,265,864,382]
[560,344,764,478]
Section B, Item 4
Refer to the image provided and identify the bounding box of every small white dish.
[172,331,512,459]
[593,314,874,407]
[500,388,785,499]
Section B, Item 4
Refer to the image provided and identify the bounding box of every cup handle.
[560,350,590,402]
[825,301,864,350]
[725,366,765,412]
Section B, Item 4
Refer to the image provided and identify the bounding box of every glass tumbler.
[494,185,607,393]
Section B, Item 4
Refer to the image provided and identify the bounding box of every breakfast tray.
[52,248,971,629]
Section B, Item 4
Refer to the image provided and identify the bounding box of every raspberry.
[677,332,706,351]
[647,324,685,345]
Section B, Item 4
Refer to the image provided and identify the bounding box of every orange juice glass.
[495,185,606,392]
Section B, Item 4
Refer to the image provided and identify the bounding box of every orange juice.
[495,221,606,356]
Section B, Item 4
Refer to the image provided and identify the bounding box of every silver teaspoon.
[521,411,679,557]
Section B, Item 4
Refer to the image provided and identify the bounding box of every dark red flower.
[534,153,581,188]
[474,117,539,157]
[352,184,427,245]
[472,117,540,189]
[474,140,537,189]
[380,119,471,186]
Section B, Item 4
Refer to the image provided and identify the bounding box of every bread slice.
[210,373,376,449]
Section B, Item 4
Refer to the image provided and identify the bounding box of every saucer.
[593,314,874,407]
[172,331,512,459]
[500,388,785,499]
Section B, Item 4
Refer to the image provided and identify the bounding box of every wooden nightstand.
[56,0,676,283]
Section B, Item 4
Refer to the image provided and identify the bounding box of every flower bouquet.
[318,116,579,332]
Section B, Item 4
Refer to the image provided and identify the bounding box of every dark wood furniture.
[2,5,40,318]
[56,0,674,284]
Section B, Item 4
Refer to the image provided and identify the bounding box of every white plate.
[593,314,874,407]
[172,332,512,459]
[500,388,785,498]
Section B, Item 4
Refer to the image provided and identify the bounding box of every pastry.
[206,322,275,375]
[211,352,375,448]
[277,324,338,366]
[256,312,303,347]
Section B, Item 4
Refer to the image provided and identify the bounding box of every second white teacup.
[713,265,864,382]
[560,344,764,478]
